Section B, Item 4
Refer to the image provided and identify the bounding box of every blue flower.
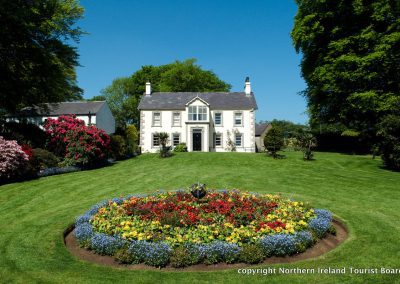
[309,209,333,238]
[128,241,171,267]
[259,234,298,256]
[90,233,127,255]
[74,222,94,244]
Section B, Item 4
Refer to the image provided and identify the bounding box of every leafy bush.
[377,115,400,171]
[264,127,284,158]
[295,129,317,160]
[44,115,110,167]
[30,148,60,171]
[109,135,127,160]
[158,132,172,158]
[125,125,139,155]
[238,243,265,264]
[44,115,84,157]
[173,143,187,152]
[0,121,47,148]
[170,247,194,268]
[114,247,134,264]
[0,136,29,183]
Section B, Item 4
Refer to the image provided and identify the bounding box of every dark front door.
[192,131,202,151]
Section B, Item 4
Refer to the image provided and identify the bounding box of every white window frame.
[215,132,222,147]
[172,112,181,126]
[214,112,222,126]
[152,111,161,127]
[152,133,160,147]
[188,106,208,121]
[172,133,180,146]
[235,133,243,147]
[234,112,243,126]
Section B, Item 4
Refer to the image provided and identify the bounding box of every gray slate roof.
[138,92,258,110]
[13,101,105,116]
[255,123,271,136]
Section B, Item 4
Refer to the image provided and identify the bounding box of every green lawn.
[1,152,399,283]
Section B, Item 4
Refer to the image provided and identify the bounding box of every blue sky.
[76,0,307,124]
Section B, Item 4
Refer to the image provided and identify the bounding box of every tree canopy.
[99,59,231,128]
[0,0,84,113]
[291,0,400,139]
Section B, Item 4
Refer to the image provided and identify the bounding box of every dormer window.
[188,106,208,121]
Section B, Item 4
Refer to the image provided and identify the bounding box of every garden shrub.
[109,135,127,160]
[0,121,47,148]
[30,148,60,171]
[238,243,265,264]
[158,132,172,158]
[114,247,134,264]
[170,247,193,268]
[264,127,284,158]
[377,115,400,171]
[173,143,187,152]
[295,129,317,160]
[125,125,139,155]
[44,115,110,167]
[0,136,29,183]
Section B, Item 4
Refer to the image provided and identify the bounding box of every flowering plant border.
[74,190,334,267]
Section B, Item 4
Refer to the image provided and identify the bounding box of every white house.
[6,101,116,134]
[138,78,258,153]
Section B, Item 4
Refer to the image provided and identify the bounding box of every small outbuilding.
[6,101,115,134]
[255,123,272,152]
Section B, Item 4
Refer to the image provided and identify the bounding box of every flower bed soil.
[64,219,348,271]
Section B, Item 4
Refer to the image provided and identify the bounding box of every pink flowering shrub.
[0,136,29,182]
[44,115,110,167]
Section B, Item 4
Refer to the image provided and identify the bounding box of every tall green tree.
[291,0,400,140]
[101,59,231,128]
[100,77,139,128]
[0,0,84,113]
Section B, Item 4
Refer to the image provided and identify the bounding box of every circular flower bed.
[74,188,334,267]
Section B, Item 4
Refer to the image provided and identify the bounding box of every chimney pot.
[244,77,251,95]
[145,81,151,96]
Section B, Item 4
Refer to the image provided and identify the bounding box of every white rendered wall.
[140,102,256,153]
